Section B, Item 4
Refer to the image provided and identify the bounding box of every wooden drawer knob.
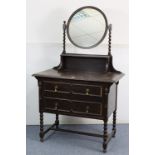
[54,102,58,110]
[86,106,90,113]
[86,88,90,95]
[54,85,58,92]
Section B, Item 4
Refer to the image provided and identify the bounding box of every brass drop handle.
[86,106,89,113]
[54,102,58,110]
[54,85,58,92]
[86,88,90,95]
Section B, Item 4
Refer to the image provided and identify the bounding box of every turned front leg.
[55,113,59,129]
[103,120,108,153]
[39,112,44,142]
[112,110,117,137]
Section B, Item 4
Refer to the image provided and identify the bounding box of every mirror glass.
[67,7,108,49]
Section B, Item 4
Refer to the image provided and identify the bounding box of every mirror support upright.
[108,24,112,56]
[107,24,121,73]
[62,21,66,54]
[53,21,66,70]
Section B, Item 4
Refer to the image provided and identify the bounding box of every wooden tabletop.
[33,68,124,83]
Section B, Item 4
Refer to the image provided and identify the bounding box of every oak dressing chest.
[33,6,124,153]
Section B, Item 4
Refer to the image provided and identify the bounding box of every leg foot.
[40,112,44,142]
[55,113,59,129]
[40,133,44,142]
[103,143,107,153]
[103,120,108,153]
[103,148,107,153]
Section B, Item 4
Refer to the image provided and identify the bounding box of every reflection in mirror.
[67,7,108,49]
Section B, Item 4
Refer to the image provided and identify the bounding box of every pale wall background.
[26,0,129,125]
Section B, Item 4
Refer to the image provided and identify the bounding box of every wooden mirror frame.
[66,6,109,49]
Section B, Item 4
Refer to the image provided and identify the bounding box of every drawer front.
[71,84,102,96]
[43,97,102,116]
[44,98,71,112]
[72,101,102,116]
[43,90,71,99]
[43,81,70,93]
[43,81,103,102]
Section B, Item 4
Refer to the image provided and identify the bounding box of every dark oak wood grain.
[33,20,124,153]
[33,53,124,153]
[33,68,123,83]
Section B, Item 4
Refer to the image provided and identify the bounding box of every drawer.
[43,81,102,101]
[72,101,102,116]
[43,81,102,96]
[71,84,102,96]
[43,90,71,99]
[43,97,102,116]
[43,81,70,93]
[44,98,71,112]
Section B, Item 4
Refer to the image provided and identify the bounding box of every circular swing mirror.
[67,6,108,49]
